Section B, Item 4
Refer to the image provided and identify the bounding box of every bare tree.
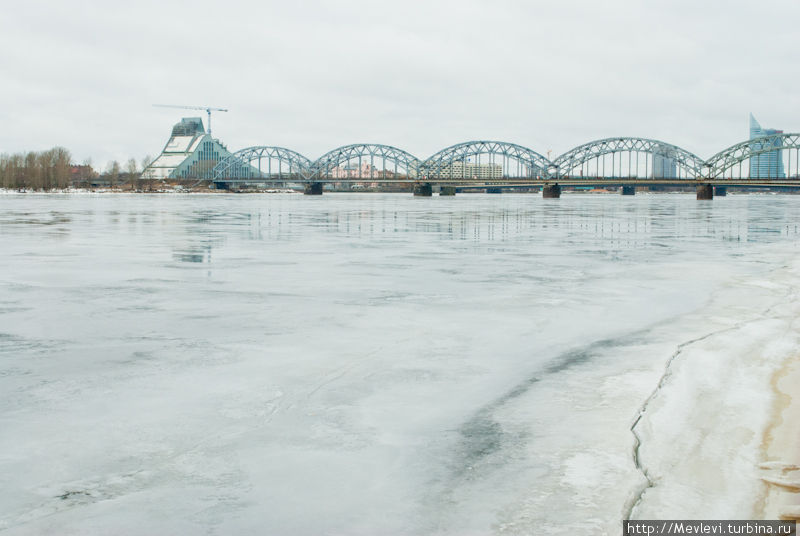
[37,151,53,189]
[107,160,120,189]
[140,155,154,191]
[1,148,73,190]
[0,154,10,189]
[24,152,38,190]
[4,153,24,189]
[126,158,139,190]
[52,147,71,189]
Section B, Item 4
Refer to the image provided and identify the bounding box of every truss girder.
[213,146,313,180]
[421,141,552,179]
[552,137,705,178]
[211,134,800,184]
[308,144,421,179]
[705,133,800,177]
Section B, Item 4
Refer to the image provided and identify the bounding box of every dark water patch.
[57,490,94,501]
[173,252,206,263]
[449,332,648,482]
[187,211,254,225]
[91,285,162,296]
[0,212,71,226]
[0,366,33,378]
[115,350,158,366]
[115,305,159,313]
[0,333,66,356]
[0,306,31,314]
[125,278,181,284]
[363,292,414,305]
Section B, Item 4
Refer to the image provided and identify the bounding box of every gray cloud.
[1,0,798,167]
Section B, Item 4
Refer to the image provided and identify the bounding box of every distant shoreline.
[0,187,299,195]
[2,187,799,196]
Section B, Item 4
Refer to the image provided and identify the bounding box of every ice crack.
[624,329,722,519]
[625,295,790,520]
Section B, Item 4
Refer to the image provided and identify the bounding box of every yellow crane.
[153,104,229,135]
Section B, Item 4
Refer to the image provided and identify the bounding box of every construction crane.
[153,104,228,135]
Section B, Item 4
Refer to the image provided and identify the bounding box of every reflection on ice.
[0,193,799,534]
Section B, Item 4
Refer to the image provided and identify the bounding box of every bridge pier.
[486,187,502,194]
[413,183,433,197]
[304,182,323,195]
[542,184,561,198]
[714,186,727,196]
[621,185,636,196]
[439,186,456,196]
[696,184,713,200]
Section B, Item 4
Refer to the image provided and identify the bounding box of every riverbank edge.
[0,187,300,194]
[758,353,800,521]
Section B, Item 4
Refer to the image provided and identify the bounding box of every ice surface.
[0,193,799,534]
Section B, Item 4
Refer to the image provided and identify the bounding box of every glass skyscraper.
[749,113,785,178]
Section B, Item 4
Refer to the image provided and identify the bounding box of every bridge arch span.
[213,146,313,181]
[308,144,421,181]
[706,133,800,178]
[421,141,552,181]
[552,137,705,180]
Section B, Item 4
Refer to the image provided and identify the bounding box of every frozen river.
[1,192,799,535]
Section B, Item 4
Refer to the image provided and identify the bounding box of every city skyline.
[139,113,800,183]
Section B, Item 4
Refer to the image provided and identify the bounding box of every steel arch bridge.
[213,146,313,181]
[552,137,706,179]
[705,133,800,179]
[207,134,800,189]
[421,141,552,180]
[308,143,421,180]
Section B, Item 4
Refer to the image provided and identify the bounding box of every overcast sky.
[1,0,798,168]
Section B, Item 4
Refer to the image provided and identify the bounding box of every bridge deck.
[211,178,800,188]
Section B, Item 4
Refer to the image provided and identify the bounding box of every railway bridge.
[211,133,800,199]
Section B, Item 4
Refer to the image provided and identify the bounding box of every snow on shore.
[630,256,800,519]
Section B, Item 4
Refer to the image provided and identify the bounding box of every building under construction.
[141,117,232,181]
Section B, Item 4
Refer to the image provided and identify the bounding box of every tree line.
[0,147,74,190]
[0,148,155,190]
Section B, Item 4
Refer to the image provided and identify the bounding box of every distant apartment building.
[749,113,785,178]
[69,165,97,184]
[328,162,382,178]
[652,145,677,179]
[436,161,503,179]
